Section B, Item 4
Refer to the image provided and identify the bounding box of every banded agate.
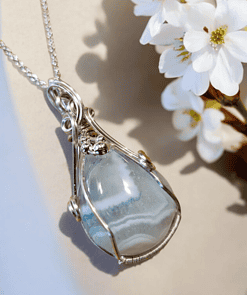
[79,149,179,257]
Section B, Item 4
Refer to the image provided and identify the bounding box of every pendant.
[46,79,181,264]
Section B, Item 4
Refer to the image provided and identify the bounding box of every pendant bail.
[46,79,85,128]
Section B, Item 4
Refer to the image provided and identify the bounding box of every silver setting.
[46,79,181,265]
[78,128,109,155]
[67,195,81,222]
[138,150,156,171]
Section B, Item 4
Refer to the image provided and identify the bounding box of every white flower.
[132,0,210,45]
[157,29,210,95]
[139,2,216,95]
[131,0,166,46]
[161,78,245,162]
[132,0,164,17]
[184,0,247,96]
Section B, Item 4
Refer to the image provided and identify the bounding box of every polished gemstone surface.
[79,149,179,257]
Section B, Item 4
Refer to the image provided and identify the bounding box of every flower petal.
[150,24,184,46]
[133,0,162,16]
[166,1,215,31]
[165,0,187,28]
[159,47,189,78]
[215,0,247,32]
[203,109,225,131]
[173,109,200,140]
[161,78,204,113]
[201,108,225,144]
[191,45,215,72]
[140,10,165,45]
[187,0,215,5]
[181,64,210,95]
[186,2,215,31]
[225,31,247,63]
[209,47,243,95]
[155,45,166,54]
[228,0,247,31]
[172,109,192,130]
[184,31,210,53]
[178,124,200,141]
[221,123,247,152]
[224,106,245,123]
[214,0,230,30]
[197,131,224,163]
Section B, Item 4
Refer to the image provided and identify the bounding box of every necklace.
[0,0,181,264]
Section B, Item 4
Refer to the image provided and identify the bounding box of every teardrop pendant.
[46,79,181,264]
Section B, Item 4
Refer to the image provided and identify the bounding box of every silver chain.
[40,0,61,80]
[0,0,61,90]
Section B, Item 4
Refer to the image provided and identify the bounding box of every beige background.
[1,0,247,294]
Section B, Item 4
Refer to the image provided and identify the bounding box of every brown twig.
[202,85,247,136]
[220,108,247,136]
[203,84,241,106]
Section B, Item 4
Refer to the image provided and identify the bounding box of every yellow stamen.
[183,109,202,128]
[174,46,191,63]
[174,36,191,62]
[210,25,228,45]
[181,54,191,62]
[175,37,184,42]
[174,45,185,51]
[177,51,190,57]
[189,110,202,122]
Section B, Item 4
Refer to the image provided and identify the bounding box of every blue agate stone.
[79,149,179,257]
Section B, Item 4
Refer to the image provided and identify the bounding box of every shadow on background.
[59,210,135,276]
[54,0,247,275]
[76,0,194,166]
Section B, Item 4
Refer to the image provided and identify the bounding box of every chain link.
[0,40,47,89]
[0,0,61,89]
[40,0,61,80]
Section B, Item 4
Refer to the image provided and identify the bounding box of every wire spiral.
[46,79,85,138]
